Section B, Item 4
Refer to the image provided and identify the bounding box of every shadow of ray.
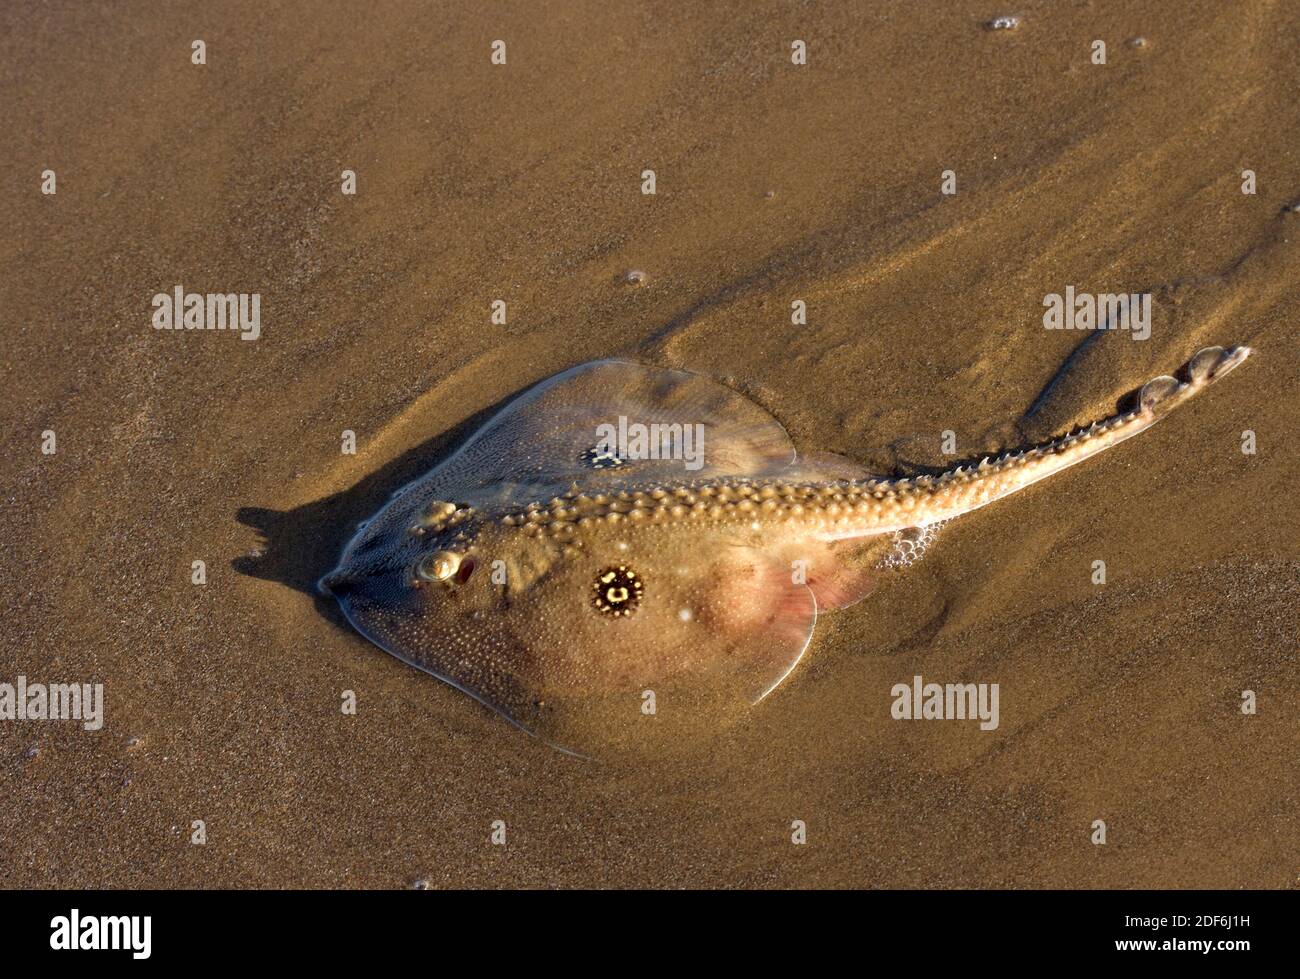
[231,392,521,631]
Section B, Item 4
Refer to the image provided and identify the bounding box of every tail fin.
[1138,345,1251,416]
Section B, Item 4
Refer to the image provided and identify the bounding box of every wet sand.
[2,0,1297,887]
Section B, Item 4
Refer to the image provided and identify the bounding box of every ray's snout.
[318,559,406,605]
[317,569,353,597]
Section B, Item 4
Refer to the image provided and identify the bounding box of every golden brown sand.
[2,0,1296,887]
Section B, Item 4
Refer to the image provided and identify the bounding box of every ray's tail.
[898,345,1252,526]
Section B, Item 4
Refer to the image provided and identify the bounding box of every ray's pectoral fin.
[414,359,799,505]
[508,542,821,753]
[347,534,822,757]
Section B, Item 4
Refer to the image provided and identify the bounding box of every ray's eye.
[419,550,461,582]
[592,565,643,617]
[417,550,477,585]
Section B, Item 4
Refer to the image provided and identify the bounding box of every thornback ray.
[320,347,1252,756]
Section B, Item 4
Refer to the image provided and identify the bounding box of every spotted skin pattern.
[320,346,1250,754]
